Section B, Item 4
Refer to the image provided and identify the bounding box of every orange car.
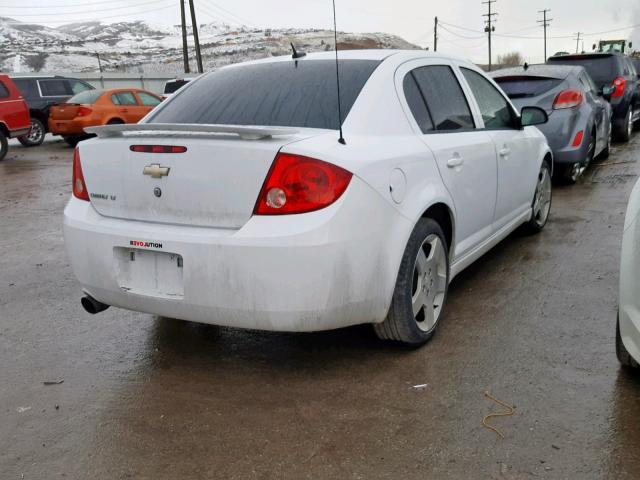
[48,88,162,146]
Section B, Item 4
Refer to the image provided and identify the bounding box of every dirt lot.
[1,135,640,479]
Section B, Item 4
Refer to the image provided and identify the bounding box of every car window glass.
[69,90,103,104]
[69,80,93,95]
[12,79,38,98]
[403,73,434,133]
[411,65,474,131]
[113,92,138,106]
[461,68,516,129]
[0,81,9,98]
[39,79,70,96]
[137,91,161,107]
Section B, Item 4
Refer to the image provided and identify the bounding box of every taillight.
[72,148,89,201]
[254,153,352,215]
[612,76,626,98]
[572,130,584,147]
[77,106,92,117]
[130,145,187,153]
[553,89,583,109]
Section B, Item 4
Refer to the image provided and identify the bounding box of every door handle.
[447,156,464,168]
[499,148,511,157]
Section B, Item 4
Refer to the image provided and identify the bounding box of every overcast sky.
[3,0,640,63]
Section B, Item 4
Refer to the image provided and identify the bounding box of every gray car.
[491,64,612,183]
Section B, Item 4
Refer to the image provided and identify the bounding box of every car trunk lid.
[50,103,83,120]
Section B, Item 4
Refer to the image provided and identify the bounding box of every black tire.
[616,107,633,143]
[107,119,124,125]
[597,123,611,160]
[554,163,580,185]
[63,136,81,147]
[522,161,552,235]
[373,218,449,346]
[616,315,639,369]
[17,118,45,147]
[0,131,7,161]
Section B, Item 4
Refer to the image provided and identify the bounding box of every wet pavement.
[1,135,640,479]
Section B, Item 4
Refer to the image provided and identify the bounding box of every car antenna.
[332,0,346,145]
[291,43,306,59]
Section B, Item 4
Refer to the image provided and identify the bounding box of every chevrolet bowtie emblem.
[143,164,170,178]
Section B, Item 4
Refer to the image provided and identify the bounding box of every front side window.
[39,79,70,97]
[0,81,9,98]
[112,92,138,106]
[137,91,161,107]
[462,68,517,129]
[410,65,475,131]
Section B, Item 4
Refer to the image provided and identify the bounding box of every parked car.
[64,50,552,346]
[48,88,162,146]
[618,177,640,368]
[547,53,640,142]
[491,64,612,183]
[0,75,31,161]
[162,77,195,99]
[10,75,94,147]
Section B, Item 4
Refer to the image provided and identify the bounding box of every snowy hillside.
[0,17,419,74]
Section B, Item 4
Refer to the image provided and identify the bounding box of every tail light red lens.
[254,153,352,215]
[130,145,187,153]
[552,89,583,109]
[72,148,89,201]
[572,130,584,147]
[77,106,93,117]
[612,76,626,98]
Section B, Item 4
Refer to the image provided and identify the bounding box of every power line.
[0,0,137,7]
[1,0,167,17]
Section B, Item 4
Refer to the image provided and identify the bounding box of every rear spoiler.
[84,123,300,140]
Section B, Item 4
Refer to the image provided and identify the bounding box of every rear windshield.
[547,56,618,86]
[164,80,190,94]
[149,59,381,130]
[68,90,103,104]
[494,76,562,98]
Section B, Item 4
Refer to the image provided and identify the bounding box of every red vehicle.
[0,74,31,161]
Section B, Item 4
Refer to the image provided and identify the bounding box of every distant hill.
[0,17,419,74]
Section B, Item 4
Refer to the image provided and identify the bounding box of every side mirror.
[520,106,548,127]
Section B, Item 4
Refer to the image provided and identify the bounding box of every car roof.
[548,52,621,60]
[490,64,581,80]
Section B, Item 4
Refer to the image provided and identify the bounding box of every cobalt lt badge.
[154,187,162,198]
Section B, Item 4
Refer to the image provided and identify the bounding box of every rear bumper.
[48,118,93,136]
[536,109,589,166]
[63,178,411,332]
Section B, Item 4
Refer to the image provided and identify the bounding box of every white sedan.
[64,50,552,346]
[618,178,640,368]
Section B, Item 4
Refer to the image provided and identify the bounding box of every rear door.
[459,66,538,230]
[110,91,142,123]
[399,60,498,259]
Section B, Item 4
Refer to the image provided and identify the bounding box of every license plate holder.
[114,247,184,298]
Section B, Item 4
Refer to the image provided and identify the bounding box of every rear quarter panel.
[0,76,30,133]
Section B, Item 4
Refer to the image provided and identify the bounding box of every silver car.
[491,64,612,183]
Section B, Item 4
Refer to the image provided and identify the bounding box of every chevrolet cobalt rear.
[64,50,552,345]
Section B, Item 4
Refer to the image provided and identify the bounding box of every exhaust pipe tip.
[81,295,109,314]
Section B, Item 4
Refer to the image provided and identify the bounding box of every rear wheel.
[107,119,124,125]
[18,118,45,147]
[0,131,7,161]
[559,131,595,184]
[616,315,639,369]
[522,161,552,234]
[63,135,81,147]
[617,107,633,143]
[374,218,449,346]
[597,123,611,160]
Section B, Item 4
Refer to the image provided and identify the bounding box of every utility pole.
[434,16,438,52]
[180,0,190,73]
[537,9,552,61]
[95,52,103,73]
[482,0,497,71]
[188,0,203,73]
[574,32,582,53]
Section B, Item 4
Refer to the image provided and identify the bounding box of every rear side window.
[547,55,618,87]
[0,81,9,98]
[164,80,190,94]
[462,68,517,129]
[39,79,71,96]
[410,65,474,131]
[12,79,38,98]
[137,91,161,107]
[111,92,138,105]
[403,74,434,133]
[69,80,93,95]
[149,59,381,130]
[493,76,562,98]
[68,90,103,104]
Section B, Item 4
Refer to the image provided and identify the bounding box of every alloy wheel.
[411,234,448,332]
[532,165,552,227]
[26,120,44,144]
